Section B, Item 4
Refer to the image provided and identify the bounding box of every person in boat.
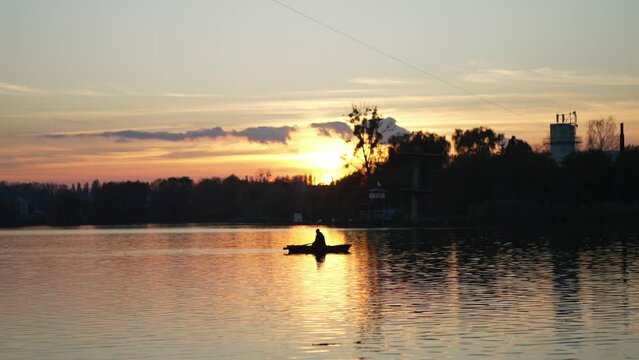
[312,229,326,248]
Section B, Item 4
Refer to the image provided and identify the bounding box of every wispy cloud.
[463,67,639,86]
[0,81,218,98]
[151,148,265,160]
[0,82,44,95]
[61,88,148,97]
[311,121,353,141]
[161,92,217,98]
[43,125,298,144]
[348,77,409,86]
[3,91,592,128]
[0,82,142,97]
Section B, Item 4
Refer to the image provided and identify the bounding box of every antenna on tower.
[556,111,578,126]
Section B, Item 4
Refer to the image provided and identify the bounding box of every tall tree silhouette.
[453,127,504,156]
[94,181,149,224]
[150,177,194,223]
[346,105,386,179]
[389,131,451,163]
[502,136,532,157]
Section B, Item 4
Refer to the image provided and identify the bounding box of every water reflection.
[0,226,638,359]
[346,228,639,359]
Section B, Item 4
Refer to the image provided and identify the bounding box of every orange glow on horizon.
[0,127,356,184]
[4,107,636,184]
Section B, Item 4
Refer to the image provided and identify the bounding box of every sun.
[310,151,344,171]
[316,173,338,185]
[283,129,354,184]
[302,151,347,184]
[290,148,349,185]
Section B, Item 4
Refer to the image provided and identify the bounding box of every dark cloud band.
[231,126,297,144]
[310,118,408,143]
[44,126,297,144]
[310,121,353,140]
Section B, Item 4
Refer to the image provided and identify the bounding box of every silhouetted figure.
[312,229,326,248]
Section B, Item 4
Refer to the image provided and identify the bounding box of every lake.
[1,225,638,359]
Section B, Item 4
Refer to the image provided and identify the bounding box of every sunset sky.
[1,0,638,184]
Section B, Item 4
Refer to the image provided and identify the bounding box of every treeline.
[0,175,325,226]
[373,128,639,225]
[434,143,639,224]
[1,126,638,227]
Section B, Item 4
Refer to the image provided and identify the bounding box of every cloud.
[311,121,353,140]
[0,82,141,97]
[463,67,639,86]
[152,148,273,160]
[0,81,219,98]
[348,77,409,86]
[43,126,297,144]
[231,126,297,144]
[0,82,44,95]
[162,92,217,98]
[310,118,408,143]
[44,127,225,141]
[103,127,226,141]
[378,117,410,143]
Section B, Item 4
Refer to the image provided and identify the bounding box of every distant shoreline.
[2,214,638,231]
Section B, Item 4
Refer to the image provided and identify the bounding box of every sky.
[1,0,638,184]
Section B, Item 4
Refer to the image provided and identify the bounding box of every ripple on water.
[1,227,639,359]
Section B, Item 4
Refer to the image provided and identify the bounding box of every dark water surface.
[1,226,638,359]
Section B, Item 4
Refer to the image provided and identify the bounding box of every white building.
[550,112,579,162]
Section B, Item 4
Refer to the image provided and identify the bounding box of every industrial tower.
[550,111,580,162]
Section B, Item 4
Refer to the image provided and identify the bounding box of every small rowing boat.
[283,244,351,254]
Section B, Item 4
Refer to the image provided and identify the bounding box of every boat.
[283,244,351,254]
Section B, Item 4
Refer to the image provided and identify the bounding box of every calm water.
[1,226,638,359]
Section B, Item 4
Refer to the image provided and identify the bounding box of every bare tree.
[586,117,619,151]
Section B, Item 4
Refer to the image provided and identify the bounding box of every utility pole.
[620,123,625,152]
[398,146,441,226]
